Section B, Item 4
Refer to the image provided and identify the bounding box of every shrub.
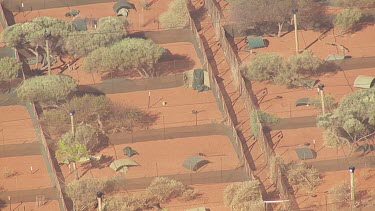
[288,51,324,74]
[334,8,364,34]
[250,109,279,138]
[16,75,77,103]
[159,0,189,29]
[284,162,321,193]
[104,192,159,211]
[147,177,186,202]
[224,180,263,211]
[328,183,351,208]
[308,94,337,112]
[334,0,375,8]
[60,125,99,152]
[0,57,21,81]
[182,188,200,201]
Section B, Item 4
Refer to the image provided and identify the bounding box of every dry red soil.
[107,87,223,129]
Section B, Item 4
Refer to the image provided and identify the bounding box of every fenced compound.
[202,0,293,207]
[185,0,254,180]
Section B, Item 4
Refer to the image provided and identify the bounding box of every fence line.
[185,1,254,180]
[203,0,292,207]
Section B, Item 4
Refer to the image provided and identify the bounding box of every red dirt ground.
[12,0,172,32]
[0,105,36,145]
[1,200,60,211]
[61,135,239,181]
[0,155,52,191]
[107,87,223,129]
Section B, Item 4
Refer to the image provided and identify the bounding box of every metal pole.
[320,90,326,115]
[350,168,355,206]
[162,115,165,139]
[293,12,299,54]
[70,115,75,137]
[97,197,102,211]
[195,113,197,126]
[45,39,51,75]
[148,91,151,109]
[156,162,159,176]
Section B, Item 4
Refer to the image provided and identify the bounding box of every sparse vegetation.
[328,183,351,208]
[159,0,189,29]
[308,94,337,112]
[224,180,263,211]
[334,0,375,8]
[147,177,186,202]
[283,162,321,193]
[182,188,200,201]
[2,167,18,178]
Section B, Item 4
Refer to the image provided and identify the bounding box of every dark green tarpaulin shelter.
[183,69,210,92]
[244,36,265,50]
[123,146,138,157]
[183,156,208,171]
[354,75,375,89]
[295,98,310,107]
[295,148,315,160]
[113,0,136,13]
[72,19,87,31]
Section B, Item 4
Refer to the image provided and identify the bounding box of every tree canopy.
[159,0,189,29]
[64,16,130,58]
[16,75,77,103]
[231,0,325,37]
[334,0,375,8]
[0,57,21,81]
[288,50,324,74]
[60,125,99,152]
[55,140,89,164]
[83,38,164,78]
[334,8,364,34]
[317,88,375,147]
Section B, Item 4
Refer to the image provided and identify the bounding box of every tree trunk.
[96,114,105,134]
[277,22,284,37]
[135,68,147,78]
[34,45,39,69]
[72,161,79,180]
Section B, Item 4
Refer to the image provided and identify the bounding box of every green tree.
[317,88,375,147]
[283,161,321,193]
[55,140,89,180]
[60,125,99,152]
[223,180,263,211]
[159,0,189,29]
[288,50,323,74]
[1,17,73,69]
[0,57,21,81]
[64,16,130,58]
[334,8,364,34]
[83,38,164,78]
[16,75,77,103]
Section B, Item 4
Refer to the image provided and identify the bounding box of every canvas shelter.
[244,36,266,50]
[183,69,210,92]
[295,98,310,107]
[72,19,87,31]
[354,75,375,89]
[325,54,345,61]
[113,0,136,16]
[182,156,208,171]
[123,146,138,157]
[110,159,139,173]
[294,148,315,160]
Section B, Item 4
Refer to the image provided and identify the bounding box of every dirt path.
[190,0,276,199]
[0,142,40,158]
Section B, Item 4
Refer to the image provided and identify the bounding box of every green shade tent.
[182,156,209,171]
[295,98,310,107]
[183,69,210,92]
[294,148,315,160]
[72,19,87,31]
[113,0,137,13]
[291,78,318,89]
[110,159,139,173]
[354,75,375,89]
[325,54,345,61]
[244,36,266,50]
[123,146,138,157]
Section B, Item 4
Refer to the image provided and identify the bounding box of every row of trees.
[243,51,324,87]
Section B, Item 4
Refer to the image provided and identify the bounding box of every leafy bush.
[308,94,337,112]
[288,51,324,74]
[60,125,99,152]
[284,162,321,193]
[147,177,186,202]
[182,188,200,201]
[104,192,159,211]
[17,75,77,103]
[250,110,279,138]
[334,0,375,8]
[0,57,21,81]
[224,180,263,211]
[334,8,364,34]
[159,0,189,29]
